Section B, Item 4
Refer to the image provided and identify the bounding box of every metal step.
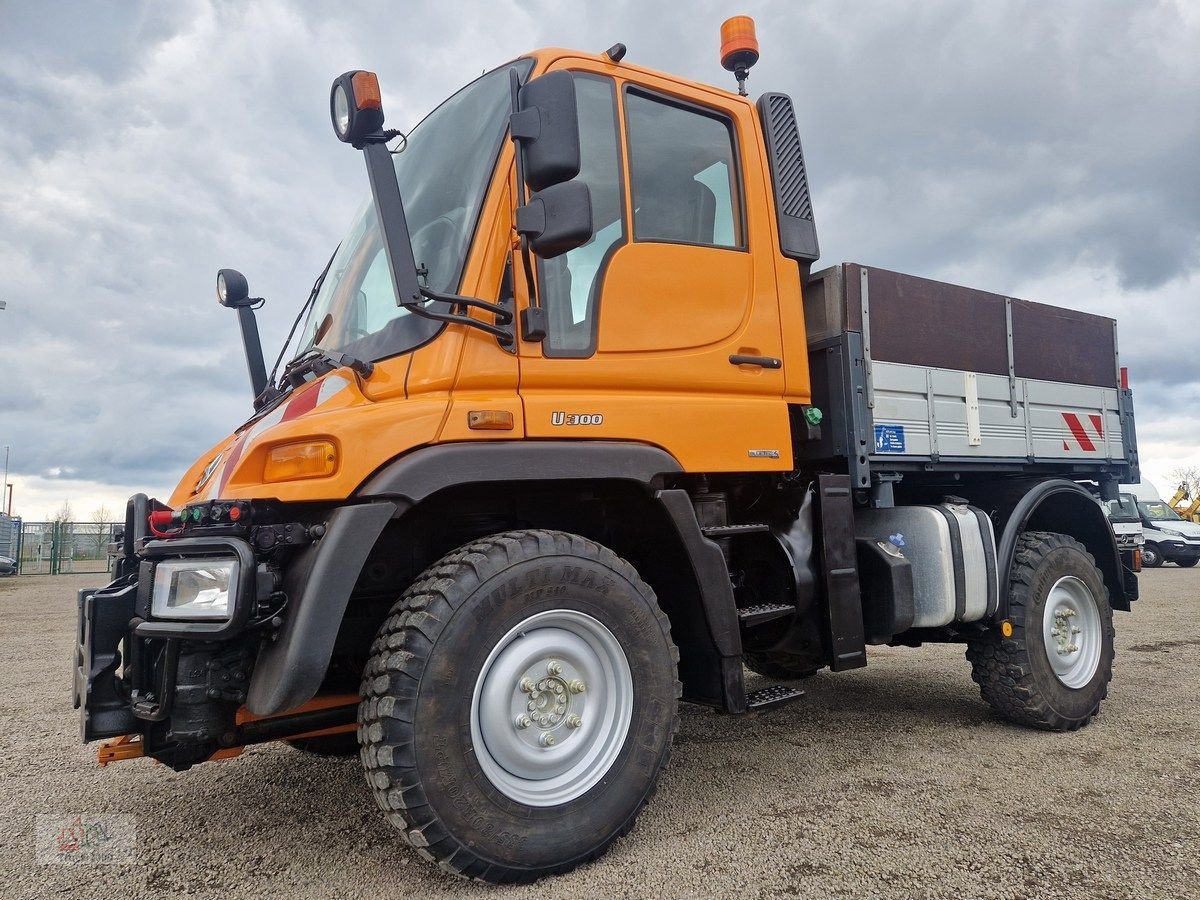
[737,603,796,627]
[746,684,805,710]
[701,523,771,537]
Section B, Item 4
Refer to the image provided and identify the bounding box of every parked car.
[0,555,16,576]
[1122,482,1200,567]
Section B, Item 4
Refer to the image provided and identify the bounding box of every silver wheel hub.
[1042,575,1102,689]
[470,609,633,807]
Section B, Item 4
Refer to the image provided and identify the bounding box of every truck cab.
[74,23,1140,883]
[1099,491,1144,553]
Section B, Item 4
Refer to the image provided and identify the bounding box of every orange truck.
[74,19,1140,882]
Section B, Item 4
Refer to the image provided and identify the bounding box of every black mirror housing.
[516,181,593,259]
[511,71,582,192]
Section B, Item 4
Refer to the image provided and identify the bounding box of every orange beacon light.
[720,15,760,95]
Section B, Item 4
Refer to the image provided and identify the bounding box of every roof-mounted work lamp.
[330,71,385,146]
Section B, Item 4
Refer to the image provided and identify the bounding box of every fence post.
[50,522,59,576]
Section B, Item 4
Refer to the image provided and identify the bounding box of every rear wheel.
[966,532,1114,731]
[358,530,680,883]
[1141,543,1163,568]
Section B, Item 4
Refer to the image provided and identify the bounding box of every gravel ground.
[1,569,1197,899]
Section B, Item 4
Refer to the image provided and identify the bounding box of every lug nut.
[540,732,556,747]
[568,679,586,694]
[547,660,563,676]
[567,715,582,729]
[520,678,535,693]
[515,714,531,730]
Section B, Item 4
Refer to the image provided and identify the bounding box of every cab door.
[517,65,792,473]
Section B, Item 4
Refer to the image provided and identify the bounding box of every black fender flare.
[246,502,396,715]
[355,440,683,507]
[991,478,1128,616]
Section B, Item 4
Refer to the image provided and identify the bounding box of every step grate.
[701,524,771,537]
[737,603,796,626]
[746,684,805,710]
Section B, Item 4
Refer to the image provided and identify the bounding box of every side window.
[625,90,743,249]
[542,75,625,357]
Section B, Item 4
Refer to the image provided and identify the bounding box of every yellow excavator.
[1169,484,1200,523]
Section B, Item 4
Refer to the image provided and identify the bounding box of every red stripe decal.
[1088,414,1104,438]
[217,434,249,494]
[1062,413,1096,452]
[282,383,321,422]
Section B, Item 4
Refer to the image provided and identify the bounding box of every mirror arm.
[509,68,546,341]
[420,288,513,324]
[399,298,514,346]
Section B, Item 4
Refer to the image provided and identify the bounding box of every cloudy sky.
[1,0,1197,520]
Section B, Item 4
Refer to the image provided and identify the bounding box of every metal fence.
[14,522,119,575]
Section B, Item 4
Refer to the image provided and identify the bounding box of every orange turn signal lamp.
[263,440,338,483]
[468,410,515,431]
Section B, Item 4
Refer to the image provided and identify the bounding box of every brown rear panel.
[866,267,1009,376]
[1011,299,1117,388]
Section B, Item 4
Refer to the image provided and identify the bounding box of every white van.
[1121,482,1200,568]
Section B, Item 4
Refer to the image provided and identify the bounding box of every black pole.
[235,305,268,400]
[361,140,423,306]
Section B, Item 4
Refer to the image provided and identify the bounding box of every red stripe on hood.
[282,382,321,422]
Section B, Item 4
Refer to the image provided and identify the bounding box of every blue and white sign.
[874,424,906,454]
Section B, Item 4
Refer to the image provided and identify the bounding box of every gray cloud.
[0,0,1197,509]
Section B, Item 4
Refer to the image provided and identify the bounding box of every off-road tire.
[966,531,1114,731]
[1175,558,1197,568]
[285,733,359,756]
[742,651,820,680]
[358,530,681,883]
[1141,543,1162,568]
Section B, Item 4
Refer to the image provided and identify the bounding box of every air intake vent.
[757,92,819,263]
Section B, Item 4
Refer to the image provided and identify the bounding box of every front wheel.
[359,530,680,883]
[966,532,1114,731]
[1141,543,1163,568]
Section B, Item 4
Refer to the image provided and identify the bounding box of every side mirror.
[511,71,581,191]
[516,181,593,259]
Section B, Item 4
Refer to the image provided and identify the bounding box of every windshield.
[1104,493,1140,521]
[296,59,532,363]
[1139,501,1183,522]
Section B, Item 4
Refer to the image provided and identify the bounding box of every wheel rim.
[470,609,633,807]
[1142,546,1159,566]
[1041,575,1102,689]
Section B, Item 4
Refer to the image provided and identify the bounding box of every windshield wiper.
[281,347,374,387]
[263,251,339,394]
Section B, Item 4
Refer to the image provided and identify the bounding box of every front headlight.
[1157,527,1182,538]
[151,558,239,620]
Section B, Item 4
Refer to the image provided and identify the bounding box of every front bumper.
[1157,540,1200,562]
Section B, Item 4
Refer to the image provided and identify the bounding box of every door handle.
[729,354,782,369]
